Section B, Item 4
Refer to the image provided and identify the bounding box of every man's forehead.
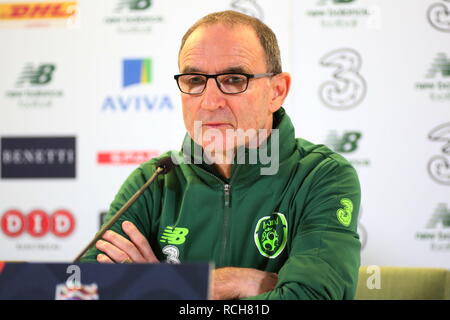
[181,65,250,74]
[179,23,265,72]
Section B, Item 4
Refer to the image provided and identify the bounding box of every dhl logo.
[0,2,77,20]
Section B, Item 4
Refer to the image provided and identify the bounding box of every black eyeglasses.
[173,72,278,95]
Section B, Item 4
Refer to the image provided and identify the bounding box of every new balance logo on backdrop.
[104,0,163,34]
[101,58,174,112]
[324,130,370,167]
[305,0,380,30]
[415,203,450,252]
[5,63,64,108]
[1,137,76,178]
[415,53,450,101]
[325,131,361,153]
[426,53,450,78]
[115,0,152,12]
[16,64,56,86]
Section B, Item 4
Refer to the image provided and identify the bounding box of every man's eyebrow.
[181,66,202,73]
[180,66,250,74]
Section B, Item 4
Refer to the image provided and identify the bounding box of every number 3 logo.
[319,48,367,110]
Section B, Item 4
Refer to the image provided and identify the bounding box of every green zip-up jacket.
[81,108,361,300]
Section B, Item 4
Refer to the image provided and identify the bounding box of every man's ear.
[269,72,291,113]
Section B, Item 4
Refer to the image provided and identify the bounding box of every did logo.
[415,203,450,251]
[1,209,75,238]
[230,0,264,20]
[104,0,163,34]
[101,58,174,112]
[427,122,450,185]
[319,48,366,110]
[427,0,450,32]
[325,130,370,167]
[305,0,380,29]
[5,63,64,108]
[415,53,450,101]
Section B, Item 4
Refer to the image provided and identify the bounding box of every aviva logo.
[123,58,152,88]
[160,226,189,245]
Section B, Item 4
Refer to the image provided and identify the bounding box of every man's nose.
[200,78,226,111]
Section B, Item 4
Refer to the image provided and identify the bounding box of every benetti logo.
[1,137,76,178]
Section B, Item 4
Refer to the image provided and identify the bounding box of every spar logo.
[230,0,264,20]
[319,48,367,110]
[427,0,450,32]
[415,53,450,101]
[1,209,75,238]
[305,0,380,29]
[101,58,174,112]
[427,122,450,185]
[104,0,163,34]
[415,203,450,251]
[0,2,78,28]
[97,150,160,165]
[4,63,63,108]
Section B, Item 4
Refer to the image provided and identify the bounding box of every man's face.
[178,23,278,154]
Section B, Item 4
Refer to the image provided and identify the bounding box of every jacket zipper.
[220,184,231,266]
[192,165,240,267]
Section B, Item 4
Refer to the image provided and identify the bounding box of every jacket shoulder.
[296,138,354,170]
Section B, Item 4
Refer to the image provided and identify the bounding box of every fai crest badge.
[254,213,288,258]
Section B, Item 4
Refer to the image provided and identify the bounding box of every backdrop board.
[0,0,448,269]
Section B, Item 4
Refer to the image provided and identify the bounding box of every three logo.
[428,122,450,185]
[427,0,450,32]
[319,48,366,110]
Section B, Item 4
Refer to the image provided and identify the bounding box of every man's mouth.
[202,123,232,128]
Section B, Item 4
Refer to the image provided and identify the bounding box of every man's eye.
[223,76,245,85]
[188,76,205,85]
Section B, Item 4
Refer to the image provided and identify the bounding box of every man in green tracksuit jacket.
[81,10,361,300]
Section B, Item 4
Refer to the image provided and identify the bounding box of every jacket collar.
[178,107,298,185]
